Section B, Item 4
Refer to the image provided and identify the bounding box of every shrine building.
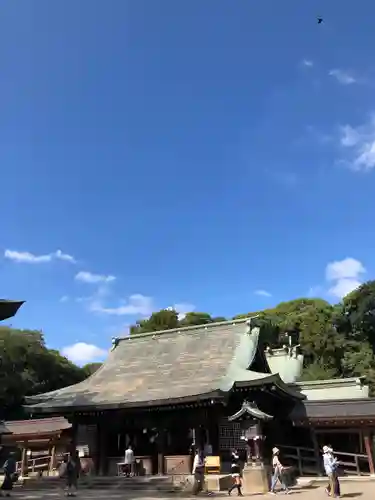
[25,319,305,475]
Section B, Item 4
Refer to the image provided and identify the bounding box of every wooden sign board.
[205,456,220,474]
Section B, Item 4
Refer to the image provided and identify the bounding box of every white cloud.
[4,249,76,264]
[325,257,366,281]
[75,271,116,284]
[62,342,107,365]
[172,302,196,320]
[254,289,272,298]
[90,294,154,316]
[329,69,357,85]
[328,278,362,299]
[59,295,69,303]
[326,257,366,299]
[339,115,375,172]
[55,249,76,263]
[302,59,314,67]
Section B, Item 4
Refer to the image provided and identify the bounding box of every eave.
[0,300,24,321]
[25,390,226,414]
[234,373,306,401]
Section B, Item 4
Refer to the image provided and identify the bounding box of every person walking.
[124,445,134,477]
[269,447,290,495]
[192,449,205,495]
[0,452,16,497]
[323,446,340,498]
[228,449,243,496]
[64,451,80,497]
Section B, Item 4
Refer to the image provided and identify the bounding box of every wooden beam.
[363,430,375,475]
[310,429,323,476]
[49,445,56,475]
[20,446,27,477]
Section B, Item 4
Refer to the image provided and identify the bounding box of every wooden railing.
[16,452,68,476]
[276,444,371,476]
[276,445,319,476]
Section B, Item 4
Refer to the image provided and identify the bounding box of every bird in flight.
[317,17,323,24]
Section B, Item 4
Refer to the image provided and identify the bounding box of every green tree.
[82,362,102,377]
[130,309,179,335]
[0,327,85,419]
[298,362,338,382]
[338,280,375,348]
[179,312,216,327]
[235,298,343,380]
[130,309,227,334]
[335,281,375,393]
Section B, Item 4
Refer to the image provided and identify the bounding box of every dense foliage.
[129,281,375,393]
[0,328,87,419]
[2,280,375,419]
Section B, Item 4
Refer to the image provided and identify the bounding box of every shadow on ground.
[341,494,363,499]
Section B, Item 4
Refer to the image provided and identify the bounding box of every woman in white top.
[270,447,290,495]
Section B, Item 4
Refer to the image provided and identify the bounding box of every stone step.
[18,476,184,492]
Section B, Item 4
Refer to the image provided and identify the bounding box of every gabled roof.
[25,318,304,413]
[0,300,24,321]
[228,401,273,421]
[4,417,71,437]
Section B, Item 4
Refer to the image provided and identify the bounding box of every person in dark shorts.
[228,449,243,496]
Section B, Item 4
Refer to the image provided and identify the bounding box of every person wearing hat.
[270,447,290,495]
[323,446,339,498]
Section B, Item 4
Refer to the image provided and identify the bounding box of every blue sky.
[1,1,375,364]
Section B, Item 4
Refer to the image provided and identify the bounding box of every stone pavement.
[7,482,372,500]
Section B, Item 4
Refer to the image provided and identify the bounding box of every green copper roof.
[0,300,24,321]
[25,318,304,412]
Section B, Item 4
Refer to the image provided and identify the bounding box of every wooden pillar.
[95,422,101,476]
[157,429,166,475]
[363,429,375,475]
[20,446,27,477]
[311,428,323,476]
[49,444,56,475]
[70,421,78,453]
[98,421,108,476]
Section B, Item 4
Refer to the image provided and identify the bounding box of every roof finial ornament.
[246,314,260,327]
[111,337,120,350]
[246,315,260,338]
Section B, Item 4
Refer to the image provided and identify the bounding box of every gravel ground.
[5,482,371,499]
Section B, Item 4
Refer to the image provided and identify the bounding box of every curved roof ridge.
[116,317,252,343]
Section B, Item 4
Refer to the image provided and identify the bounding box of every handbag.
[11,472,19,483]
[58,462,68,478]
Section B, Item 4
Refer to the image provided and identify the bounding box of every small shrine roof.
[228,400,273,422]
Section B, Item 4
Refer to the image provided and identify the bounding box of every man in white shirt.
[124,445,134,477]
[192,449,205,495]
